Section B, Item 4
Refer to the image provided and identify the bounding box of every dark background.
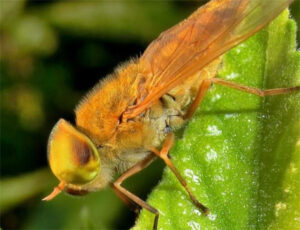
[0,1,299,229]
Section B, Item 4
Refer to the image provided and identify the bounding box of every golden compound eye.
[47,119,100,185]
[72,137,93,165]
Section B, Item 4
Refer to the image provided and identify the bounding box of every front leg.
[111,183,140,214]
[112,153,159,230]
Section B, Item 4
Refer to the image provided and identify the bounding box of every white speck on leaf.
[275,202,287,217]
[284,186,291,193]
[206,125,222,136]
[208,213,217,221]
[182,157,190,163]
[290,162,297,173]
[214,174,224,182]
[184,169,200,185]
[193,209,202,216]
[206,148,218,161]
[211,93,221,102]
[224,113,237,119]
[294,217,300,222]
[188,220,201,230]
[225,72,239,79]
[233,43,246,54]
[157,209,166,217]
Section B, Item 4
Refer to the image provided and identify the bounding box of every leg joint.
[113,181,121,187]
[258,90,264,97]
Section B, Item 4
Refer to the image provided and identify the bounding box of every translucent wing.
[123,0,293,119]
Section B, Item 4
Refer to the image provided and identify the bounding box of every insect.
[43,0,299,229]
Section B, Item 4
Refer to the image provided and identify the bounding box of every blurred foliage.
[0,1,299,230]
[0,169,55,214]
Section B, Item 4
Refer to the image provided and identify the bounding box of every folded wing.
[124,0,293,119]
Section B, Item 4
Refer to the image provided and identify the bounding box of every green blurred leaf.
[0,0,25,27]
[10,16,58,56]
[23,188,123,230]
[36,1,190,42]
[133,10,300,230]
[0,168,55,214]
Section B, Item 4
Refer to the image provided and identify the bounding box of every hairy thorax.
[73,57,221,190]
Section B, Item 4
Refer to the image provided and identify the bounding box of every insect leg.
[209,78,300,97]
[112,153,159,230]
[42,181,66,201]
[184,79,212,120]
[150,133,210,215]
[111,183,140,214]
[185,77,300,120]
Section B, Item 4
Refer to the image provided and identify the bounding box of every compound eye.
[47,119,100,185]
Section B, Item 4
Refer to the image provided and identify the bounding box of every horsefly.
[43,0,299,229]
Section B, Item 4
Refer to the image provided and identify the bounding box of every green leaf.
[0,169,55,214]
[133,10,300,230]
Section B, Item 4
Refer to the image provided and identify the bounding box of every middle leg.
[112,153,160,230]
[150,133,210,215]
